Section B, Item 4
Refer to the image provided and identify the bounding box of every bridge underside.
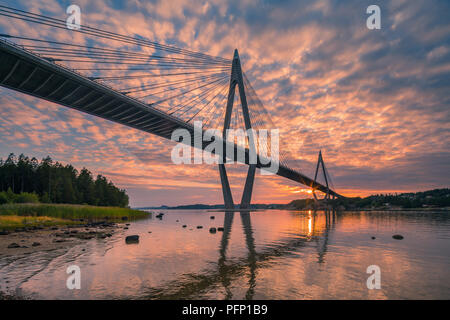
[0,39,342,198]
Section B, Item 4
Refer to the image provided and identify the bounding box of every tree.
[77,168,96,205]
[0,153,129,207]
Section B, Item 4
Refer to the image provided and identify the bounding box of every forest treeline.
[0,153,129,207]
[287,188,450,210]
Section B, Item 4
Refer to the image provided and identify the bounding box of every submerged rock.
[32,242,41,247]
[0,231,9,235]
[7,243,20,249]
[125,235,139,244]
[393,234,404,240]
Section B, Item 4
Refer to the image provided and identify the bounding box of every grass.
[0,215,73,229]
[0,203,150,229]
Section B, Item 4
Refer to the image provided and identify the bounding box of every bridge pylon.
[312,150,332,204]
[219,49,257,210]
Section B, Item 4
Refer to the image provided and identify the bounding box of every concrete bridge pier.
[218,49,257,210]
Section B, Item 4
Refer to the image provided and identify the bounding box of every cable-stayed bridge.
[0,6,343,208]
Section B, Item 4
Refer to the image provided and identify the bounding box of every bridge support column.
[312,150,331,206]
[218,49,256,210]
[240,164,256,209]
[219,164,234,210]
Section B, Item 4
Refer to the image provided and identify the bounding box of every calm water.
[1,210,449,299]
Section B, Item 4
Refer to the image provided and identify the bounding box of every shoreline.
[139,207,450,212]
[0,221,127,299]
[0,220,126,257]
[0,203,151,231]
[0,218,132,300]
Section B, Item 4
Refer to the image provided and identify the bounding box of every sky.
[0,0,449,207]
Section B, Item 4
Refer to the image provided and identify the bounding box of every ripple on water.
[1,210,449,299]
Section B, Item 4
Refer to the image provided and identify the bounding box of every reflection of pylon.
[219,49,257,210]
[312,150,334,204]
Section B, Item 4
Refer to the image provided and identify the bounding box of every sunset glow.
[0,0,449,207]
[0,0,449,305]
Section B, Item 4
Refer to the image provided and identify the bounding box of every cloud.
[0,0,449,206]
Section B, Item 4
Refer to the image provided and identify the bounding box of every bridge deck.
[0,39,341,198]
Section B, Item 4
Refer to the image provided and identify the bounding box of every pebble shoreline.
[0,220,125,257]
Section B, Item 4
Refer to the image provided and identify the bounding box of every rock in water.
[32,242,41,247]
[196,226,203,229]
[182,225,187,228]
[210,216,215,220]
[371,236,376,240]
[7,243,20,249]
[209,228,217,234]
[125,235,139,244]
[392,234,404,240]
[217,227,224,232]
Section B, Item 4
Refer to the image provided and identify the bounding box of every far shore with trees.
[286,188,450,210]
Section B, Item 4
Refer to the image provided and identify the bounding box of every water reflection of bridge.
[143,210,338,299]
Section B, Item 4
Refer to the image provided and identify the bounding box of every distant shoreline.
[137,188,450,211]
[136,206,450,212]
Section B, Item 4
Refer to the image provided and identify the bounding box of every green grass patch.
[0,203,149,223]
[0,215,73,229]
